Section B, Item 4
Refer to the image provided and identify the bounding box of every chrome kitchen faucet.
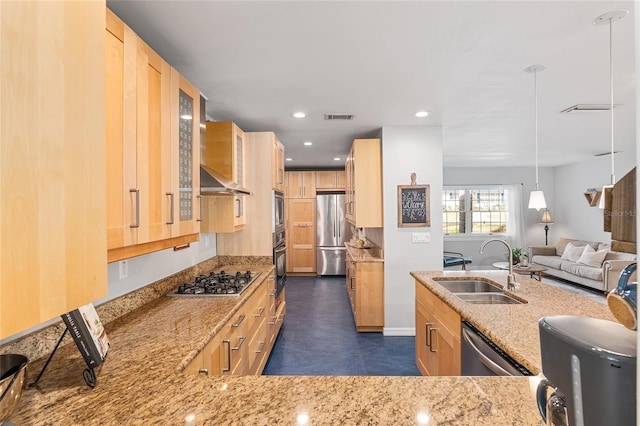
[480,238,518,291]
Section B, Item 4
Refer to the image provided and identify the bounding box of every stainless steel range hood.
[200,164,252,196]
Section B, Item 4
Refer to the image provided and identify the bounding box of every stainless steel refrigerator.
[316,193,347,275]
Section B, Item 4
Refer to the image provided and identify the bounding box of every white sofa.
[529,237,636,292]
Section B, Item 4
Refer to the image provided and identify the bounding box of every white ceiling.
[106,0,636,169]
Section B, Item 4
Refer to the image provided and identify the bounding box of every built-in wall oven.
[273,191,286,306]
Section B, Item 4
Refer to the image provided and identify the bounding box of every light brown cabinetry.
[0,1,107,339]
[415,281,461,376]
[316,170,346,191]
[216,132,283,255]
[286,171,316,199]
[272,138,285,192]
[287,199,317,273]
[106,8,200,262]
[185,270,284,376]
[201,121,247,233]
[345,256,384,332]
[345,139,383,227]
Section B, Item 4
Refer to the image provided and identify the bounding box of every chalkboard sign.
[398,174,430,227]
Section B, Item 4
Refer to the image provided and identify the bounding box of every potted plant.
[511,248,522,265]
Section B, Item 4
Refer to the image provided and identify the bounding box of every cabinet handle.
[235,198,241,218]
[222,339,231,372]
[232,336,246,351]
[429,328,438,353]
[269,316,277,325]
[198,368,209,376]
[166,192,175,225]
[349,276,355,290]
[256,341,266,354]
[197,195,203,222]
[254,307,265,318]
[425,323,433,347]
[231,314,245,328]
[279,169,284,184]
[130,189,140,228]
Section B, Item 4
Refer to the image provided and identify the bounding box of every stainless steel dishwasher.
[461,321,533,376]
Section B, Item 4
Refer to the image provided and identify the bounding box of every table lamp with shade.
[541,209,553,245]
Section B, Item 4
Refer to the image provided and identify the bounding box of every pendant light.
[593,9,628,209]
[525,65,546,211]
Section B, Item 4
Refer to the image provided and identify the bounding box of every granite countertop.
[345,244,384,262]
[9,265,546,425]
[411,270,615,374]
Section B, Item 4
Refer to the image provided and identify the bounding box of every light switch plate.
[412,232,430,243]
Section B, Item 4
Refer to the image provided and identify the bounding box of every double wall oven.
[273,191,286,306]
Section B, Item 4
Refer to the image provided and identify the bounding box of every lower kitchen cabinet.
[186,270,283,377]
[346,255,384,332]
[415,281,461,376]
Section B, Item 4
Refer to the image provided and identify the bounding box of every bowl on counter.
[0,354,29,423]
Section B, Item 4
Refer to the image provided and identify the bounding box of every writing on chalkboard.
[397,183,430,227]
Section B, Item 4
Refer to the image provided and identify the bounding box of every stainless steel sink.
[434,279,503,293]
[455,293,526,305]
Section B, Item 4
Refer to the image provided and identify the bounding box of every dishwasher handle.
[462,327,515,376]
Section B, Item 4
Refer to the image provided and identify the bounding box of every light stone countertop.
[8,266,551,425]
[345,244,384,262]
[411,270,614,374]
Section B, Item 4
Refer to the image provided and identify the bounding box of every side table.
[492,261,547,281]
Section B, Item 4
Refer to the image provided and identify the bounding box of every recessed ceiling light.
[303,141,313,146]
[285,158,293,161]
[291,112,307,118]
[334,157,341,161]
[415,111,429,118]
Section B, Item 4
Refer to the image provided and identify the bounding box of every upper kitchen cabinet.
[272,137,285,192]
[286,171,316,199]
[106,8,200,262]
[217,132,282,255]
[315,170,346,191]
[170,70,201,237]
[345,139,382,227]
[1,1,107,339]
[200,121,247,233]
[204,121,246,186]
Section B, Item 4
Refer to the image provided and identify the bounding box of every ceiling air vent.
[560,104,612,113]
[324,113,355,121]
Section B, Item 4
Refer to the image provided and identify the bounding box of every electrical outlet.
[412,232,430,243]
[119,260,128,279]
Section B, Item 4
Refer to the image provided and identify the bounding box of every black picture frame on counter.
[397,173,430,228]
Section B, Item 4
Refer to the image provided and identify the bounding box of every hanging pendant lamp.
[593,9,628,209]
[525,64,546,211]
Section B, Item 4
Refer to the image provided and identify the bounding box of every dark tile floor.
[263,276,421,376]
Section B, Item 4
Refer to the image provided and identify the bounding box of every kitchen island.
[8,268,607,425]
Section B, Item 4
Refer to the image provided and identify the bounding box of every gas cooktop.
[168,270,261,297]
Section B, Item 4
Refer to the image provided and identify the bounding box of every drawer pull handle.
[254,307,265,318]
[256,341,266,354]
[231,314,245,328]
[425,322,433,347]
[198,368,208,376]
[232,336,246,351]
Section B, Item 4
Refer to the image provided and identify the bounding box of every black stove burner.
[173,270,259,297]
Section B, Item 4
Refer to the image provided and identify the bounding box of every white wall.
[552,154,635,243]
[101,233,217,303]
[381,126,443,335]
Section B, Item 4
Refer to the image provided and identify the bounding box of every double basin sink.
[434,279,526,305]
